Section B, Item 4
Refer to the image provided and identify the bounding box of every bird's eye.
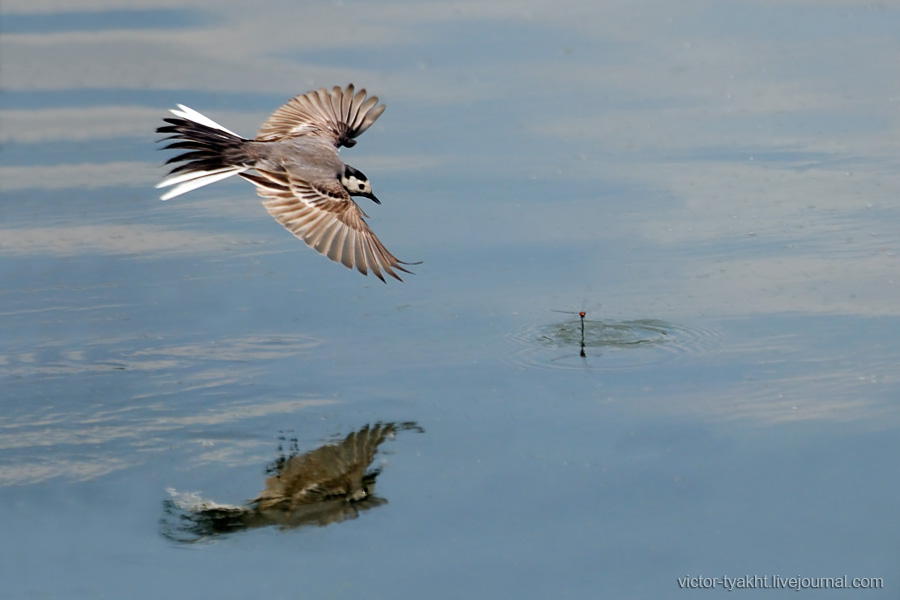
[358,183,365,190]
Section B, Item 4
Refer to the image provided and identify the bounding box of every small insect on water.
[551,309,590,358]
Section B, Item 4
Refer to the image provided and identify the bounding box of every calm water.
[2,1,899,598]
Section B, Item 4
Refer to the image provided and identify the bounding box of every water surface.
[1,1,898,598]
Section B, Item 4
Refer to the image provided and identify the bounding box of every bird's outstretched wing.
[256,84,385,148]
[241,169,413,282]
[252,424,396,510]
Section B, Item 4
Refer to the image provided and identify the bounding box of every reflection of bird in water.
[162,422,420,541]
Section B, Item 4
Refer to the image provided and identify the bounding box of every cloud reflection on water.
[0,224,268,256]
[0,333,326,486]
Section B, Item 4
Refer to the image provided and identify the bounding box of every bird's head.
[341,165,380,204]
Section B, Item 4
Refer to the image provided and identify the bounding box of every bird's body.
[156,84,416,282]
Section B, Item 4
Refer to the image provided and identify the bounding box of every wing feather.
[257,84,385,148]
[241,169,413,281]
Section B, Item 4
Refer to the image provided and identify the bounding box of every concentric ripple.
[507,316,718,371]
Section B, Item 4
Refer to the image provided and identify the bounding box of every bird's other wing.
[256,84,386,148]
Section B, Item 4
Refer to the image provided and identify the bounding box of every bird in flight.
[156,84,417,282]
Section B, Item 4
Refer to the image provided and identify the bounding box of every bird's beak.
[363,192,381,205]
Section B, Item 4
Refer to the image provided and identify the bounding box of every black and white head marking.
[342,165,380,204]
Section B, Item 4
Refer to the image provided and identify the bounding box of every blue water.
[1,1,898,598]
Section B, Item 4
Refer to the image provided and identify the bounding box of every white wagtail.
[156,84,417,282]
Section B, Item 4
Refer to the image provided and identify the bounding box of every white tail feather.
[156,166,239,189]
[170,104,241,137]
[158,167,245,200]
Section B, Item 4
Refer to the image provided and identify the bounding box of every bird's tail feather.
[156,104,251,200]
